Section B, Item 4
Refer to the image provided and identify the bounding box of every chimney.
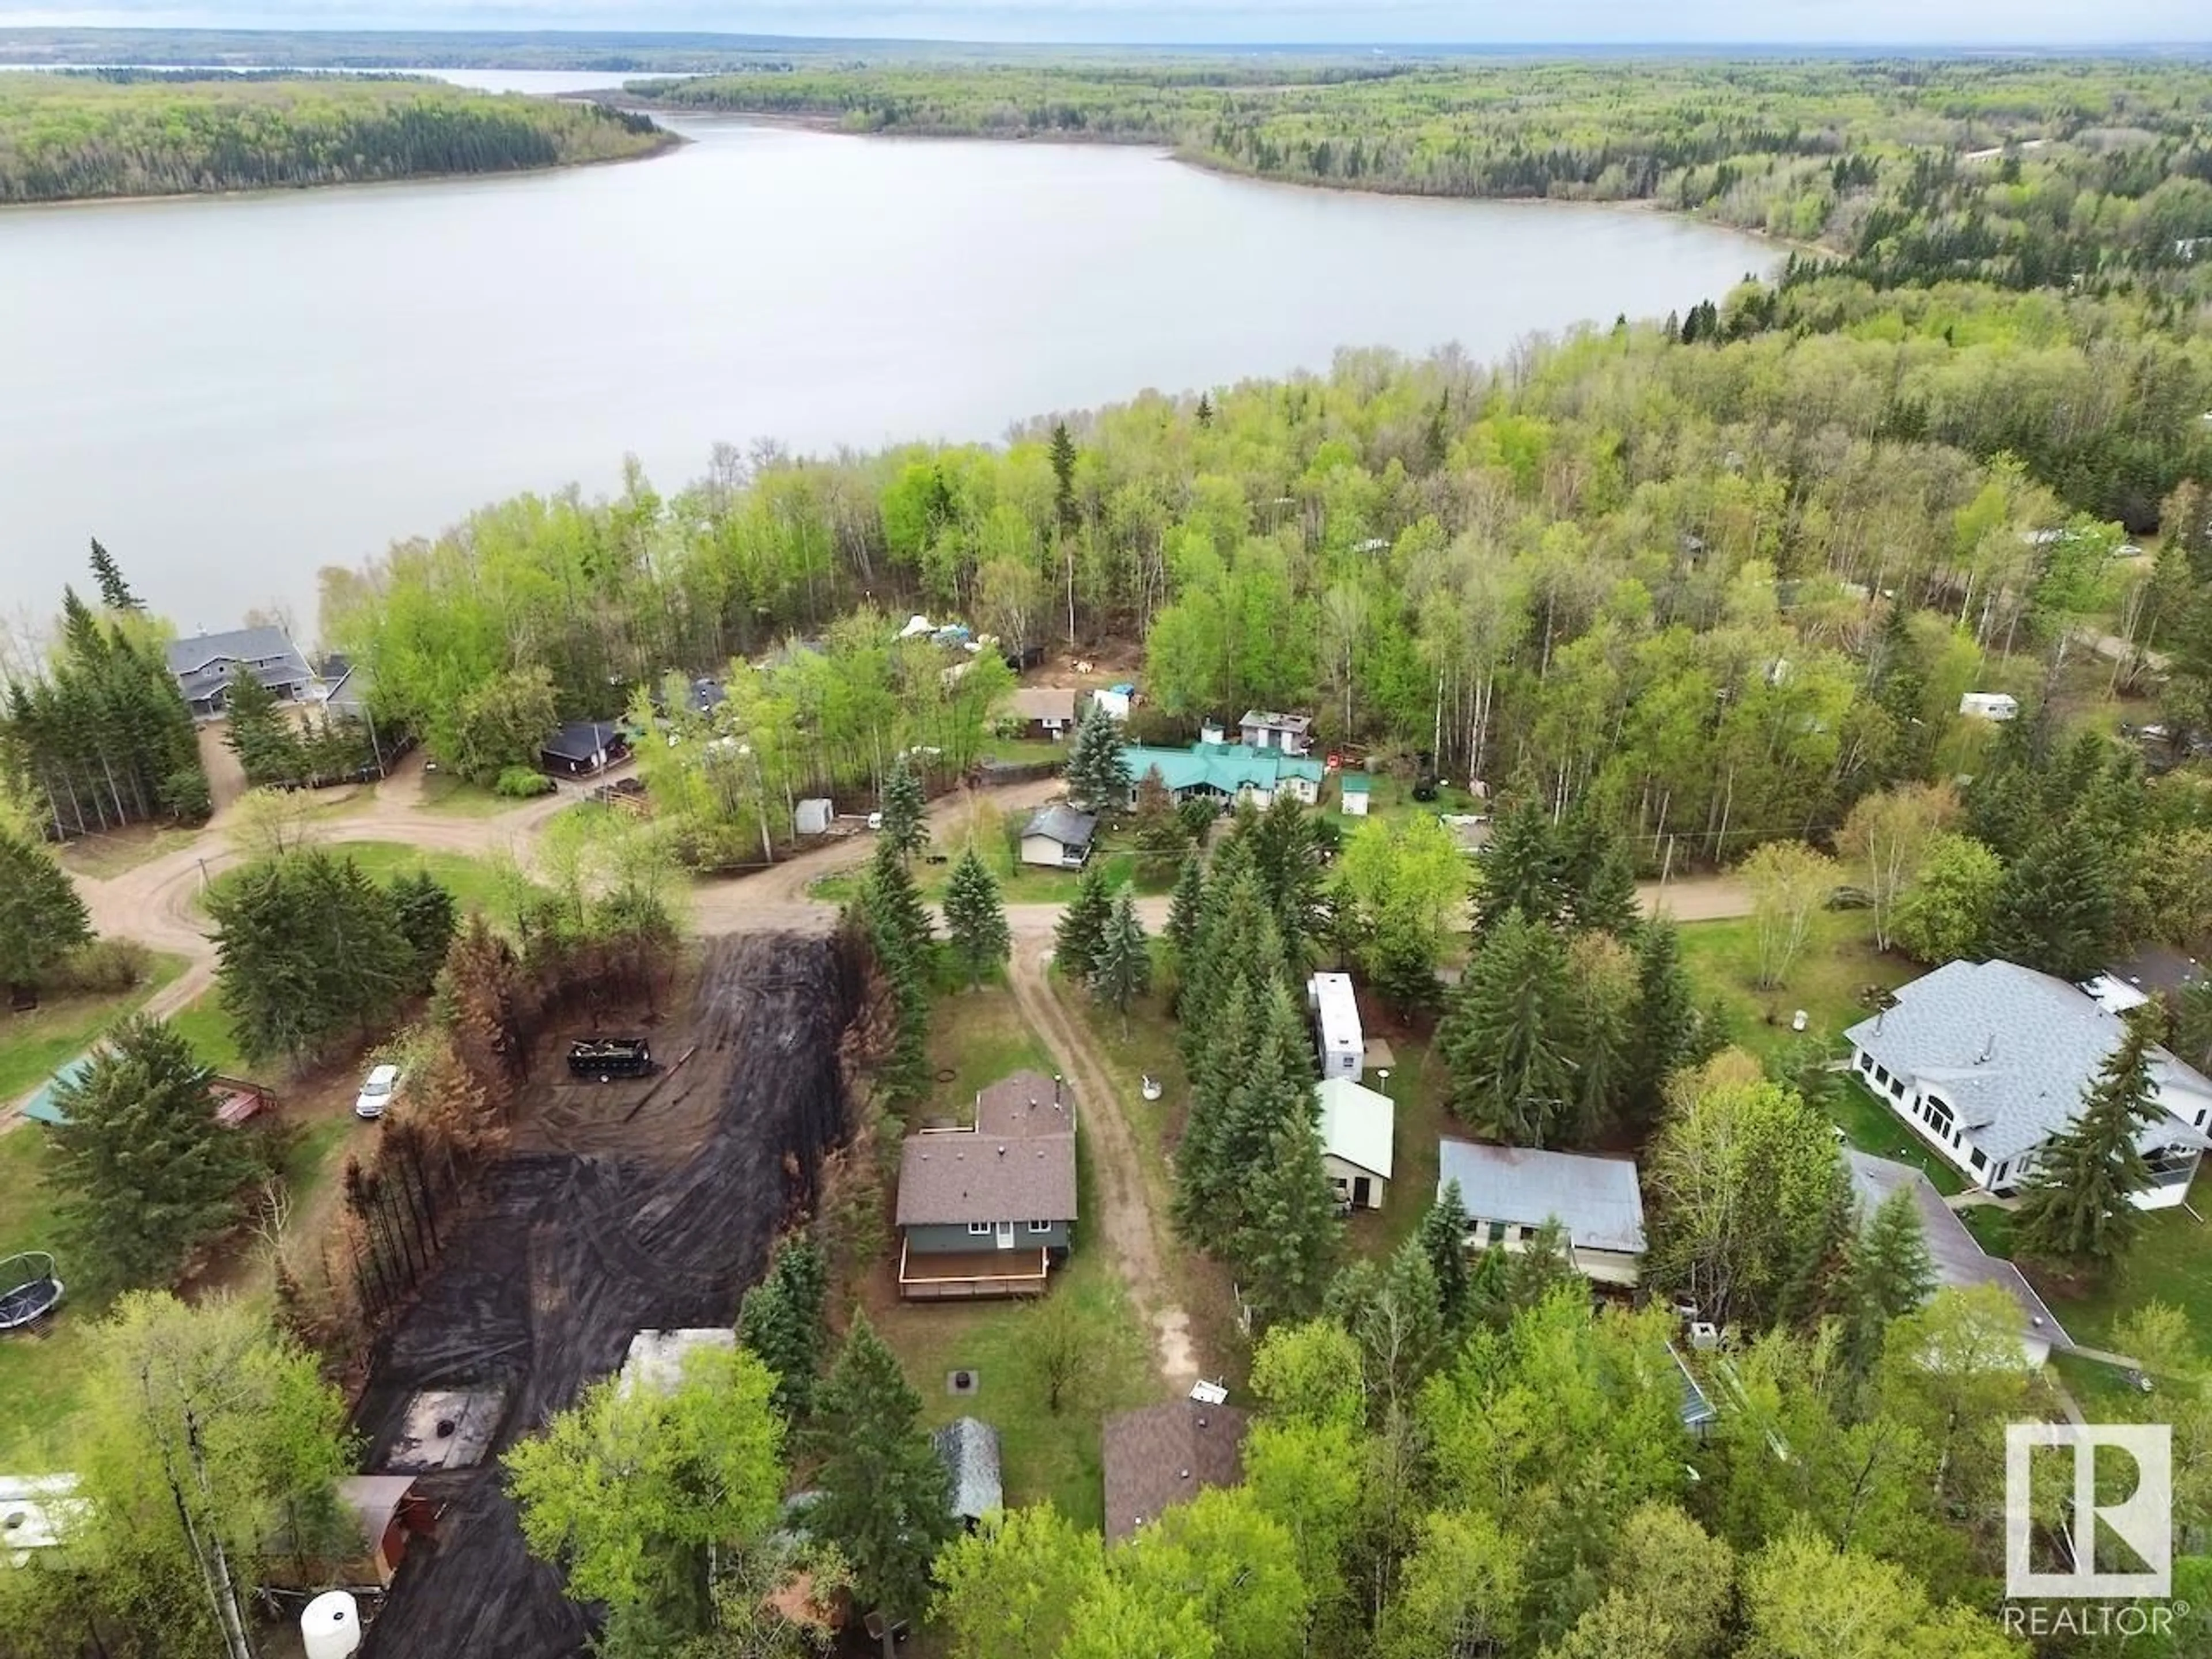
[1977,1032,1997,1065]
[1054,1073,1063,1107]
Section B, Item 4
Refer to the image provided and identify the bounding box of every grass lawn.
[1355,771,1488,824]
[166,988,251,1078]
[872,1128,1153,1531]
[415,770,538,817]
[815,833,1168,908]
[200,840,514,920]
[1342,1029,1455,1266]
[0,1127,90,1470]
[55,822,200,878]
[0,952,188,1103]
[980,737,1069,766]
[925,982,1056,1121]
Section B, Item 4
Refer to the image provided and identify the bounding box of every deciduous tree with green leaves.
[1738,839,1839,990]
[1891,832,2005,965]
[931,1505,1104,1659]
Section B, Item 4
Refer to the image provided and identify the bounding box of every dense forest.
[641,58,2212,299]
[327,269,2212,870]
[0,72,671,203]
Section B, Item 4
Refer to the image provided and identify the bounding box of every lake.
[0,107,1772,631]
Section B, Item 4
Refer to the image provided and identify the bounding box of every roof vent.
[997,1146,1006,1158]
[1180,1468,1191,1480]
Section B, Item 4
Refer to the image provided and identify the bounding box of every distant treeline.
[639,58,2212,301]
[0,74,671,203]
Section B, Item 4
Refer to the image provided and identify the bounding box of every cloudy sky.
[0,1,2205,44]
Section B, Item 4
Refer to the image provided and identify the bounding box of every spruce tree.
[1558,810,1640,937]
[1232,1114,1341,1333]
[0,828,92,998]
[1209,983,1314,1245]
[738,1236,828,1421]
[1418,1179,1474,1333]
[1625,920,1700,1128]
[2014,1019,2161,1268]
[878,753,927,863]
[801,1318,955,1624]
[1251,791,1327,969]
[1841,1187,1936,1373]
[1172,974,1262,1245]
[1064,706,1131,816]
[1131,764,1186,880]
[942,847,1010,988]
[1436,910,1579,1146]
[1089,887,1153,1034]
[1165,852,1207,969]
[222,665,305,787]
[862,837,934,963]
[88,537,141,611]
[1053,861,1115,986]
[1987,815,2118,982]
[1474,795,1565,931]
[208,848,414,1066]
[48,1015,259,1296]
[1048,420,1079,531]
[387,868,457,993]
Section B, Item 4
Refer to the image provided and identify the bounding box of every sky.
[0,1,2205,46]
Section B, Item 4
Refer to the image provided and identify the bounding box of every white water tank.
[301,1590,362,1659]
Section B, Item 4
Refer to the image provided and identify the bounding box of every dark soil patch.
[355,935,859,1658]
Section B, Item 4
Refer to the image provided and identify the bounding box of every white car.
[354,1063,401,1120]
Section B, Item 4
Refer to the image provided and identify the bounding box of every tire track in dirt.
[1005,935,1197,1385]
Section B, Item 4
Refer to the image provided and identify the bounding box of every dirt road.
[1005,935,1199,1385]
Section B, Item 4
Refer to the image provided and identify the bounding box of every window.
[967,1222,994,1236]
[1970,1147,1987,1174]
[1857,1051,1873,1074]
[1028,1220,1054,1233]
[1923,1096,1955,1139]
[1888,1079,1905,1100]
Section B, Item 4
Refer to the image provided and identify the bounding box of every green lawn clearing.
[872,1138,1153,1531]
[814,834,1166,908]
[925,984,1056,1122]
[165,988,251,1078]
[0,1127,89,1469]
[1677,910,1915,1070]
[1353,771,1489,825]
[0,952,188,1104]
[415,770,539,817]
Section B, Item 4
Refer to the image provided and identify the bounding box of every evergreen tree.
[942,847,1011,988]
[1172,974,1264,1246]
[1232,1114,1341,1334]
[1165,851,1207,969]
[1089,887,1153,1034]
[2014,1018,2161,1268]
[387,868,457,992]
[738,1236,829,1422]
[1987,815,2118,981]
[48,1015,259,1297]
[223,666,306,787]
[1624,921,1700,1128]
[1473,795,1564,931]
[1558,810,1640,936]
[1841,1186,1936,1373]
[1249,791,1327,971]
[88,537,141,610]
[1048,420,1079,532]
[862,836,934,964]
[801,1318,955,1624]
[1774,1154,1858,1334]
[1063,705,1132,816]
[1053,861,1115,985]
[1418,1179,1474,1334]
[1435,910,1579,1145]
[207,848,414,1066]
[878,753,927,863]
[1131,764,1187,880]
[0,827,92,998]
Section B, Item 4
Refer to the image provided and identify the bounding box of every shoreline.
[629,97,1819,266]
[0,124,683,214]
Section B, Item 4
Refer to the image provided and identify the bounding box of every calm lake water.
[0,108,1771,630]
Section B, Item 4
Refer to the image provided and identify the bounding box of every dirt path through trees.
[1005,935,1199,1386]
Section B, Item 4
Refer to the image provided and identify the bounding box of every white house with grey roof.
[165,626,315,717]
[1314,1077,1393,1210]
[1845,960,2212,1209]
[1846,1152,2070,1366]
[1437,1139,1647,1286]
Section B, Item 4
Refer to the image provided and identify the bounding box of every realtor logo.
[2006,1424,2172,1600]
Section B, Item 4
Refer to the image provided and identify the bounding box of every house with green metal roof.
[1120,741,1323,811]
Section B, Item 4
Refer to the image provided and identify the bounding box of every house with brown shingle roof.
[895,1070,1076,1300]
[1103,1397,1251,1541]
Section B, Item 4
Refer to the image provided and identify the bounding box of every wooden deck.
[897,1239,1050,1301]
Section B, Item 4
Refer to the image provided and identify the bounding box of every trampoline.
[0,1252,63,1332]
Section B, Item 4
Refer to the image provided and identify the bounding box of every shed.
[1306,972,1363,1082]
[1339,773,1372,816]
[1313,1077,1394,1210]
[795,797,835,837]
[1238,711,1314,756]
[1006,687,1079,740]
[1093,685,1135,723]
[934,1417,1003,1528]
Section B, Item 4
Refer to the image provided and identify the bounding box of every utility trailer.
[567,1037,654,1082]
